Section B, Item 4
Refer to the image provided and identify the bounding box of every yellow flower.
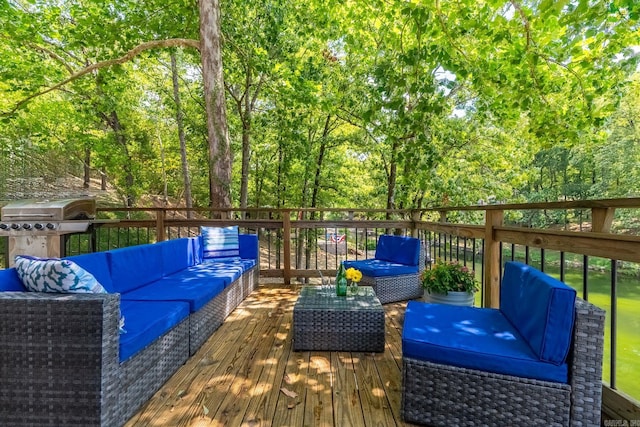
[346,267,362,283]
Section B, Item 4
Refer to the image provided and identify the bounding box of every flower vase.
[348,282,359,296]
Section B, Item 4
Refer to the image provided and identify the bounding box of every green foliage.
[421,260,479,294]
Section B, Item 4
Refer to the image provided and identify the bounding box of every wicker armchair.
[344,234,424,304]
[401,265,606,426]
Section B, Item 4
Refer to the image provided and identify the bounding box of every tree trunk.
[107,111,135,207]
[199,0,231,210]
[170,52,193,218]
[83,145,91,189]
[239,68,252,213]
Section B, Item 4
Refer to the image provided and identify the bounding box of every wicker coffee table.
[292,286,385,352]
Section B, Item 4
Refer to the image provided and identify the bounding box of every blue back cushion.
[107,243,164,294]
[158,238,195,276]
[500,262,576,365]
[201,226,240,259]
[191,236,204,265]
[239,234,258,260]
[0,268,27,291]
[375,235,420,266]
[67,252,114,293]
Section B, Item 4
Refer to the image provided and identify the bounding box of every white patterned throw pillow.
[14,255,107,294]
[201,225,240,259]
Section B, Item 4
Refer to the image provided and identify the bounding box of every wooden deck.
[125,283,417,427]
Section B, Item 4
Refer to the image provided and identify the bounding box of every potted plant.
[420,260,479,306]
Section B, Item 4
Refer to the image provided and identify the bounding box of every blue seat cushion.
[119,300,189,363]
[121,275,225,312]
[375,235,420,266]
[0,268,26,291]
[166,263,239,287]
[198,259,244,285]
[500,262,576,365]
[158,238,196,276]
[66,252,114,293]
[107,244,164,294]
[402,301,569,383]
[343,259,418,277]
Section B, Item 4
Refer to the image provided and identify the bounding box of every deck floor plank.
[125,284,417,427]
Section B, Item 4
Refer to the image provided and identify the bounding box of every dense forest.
[1,0,639,216]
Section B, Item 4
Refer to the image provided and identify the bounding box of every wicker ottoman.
[293,286,385,352]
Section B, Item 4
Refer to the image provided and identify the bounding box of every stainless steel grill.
[0,198,96,265]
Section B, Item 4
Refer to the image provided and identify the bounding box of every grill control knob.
[10,223,21,230]
[46,223,56,230]
[34,223,45,230]
[0,224,8,230]
[22,224,33,230]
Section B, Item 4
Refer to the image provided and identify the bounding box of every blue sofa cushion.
[375,235,420,266]
[107,243,164,294]
[14,255,107,294]
[165,263,237,287]
[159,238,196,276]
[191,236,204,265]
[119,300,189,363]
[343,259,418,277]
[201,226,240,259]
[66,252,114,293]
[238,234,259,260]
[189,261,243,286]
[121,275,225,312]
[0,268,26,291]
[402,301,569,383]
[500,262,576,365]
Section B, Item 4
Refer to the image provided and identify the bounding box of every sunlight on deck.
[125,282,413,427]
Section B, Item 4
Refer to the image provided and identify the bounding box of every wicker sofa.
[343,234,424,304]
[0,232,259,427]
[401,261,605,426]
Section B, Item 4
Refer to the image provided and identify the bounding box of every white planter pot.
[423,290,475,306]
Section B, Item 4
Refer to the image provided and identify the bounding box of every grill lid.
[1,198,96,222]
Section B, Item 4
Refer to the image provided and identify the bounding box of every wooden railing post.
[483,209,503,308]
[156,209,166,242]
[592,207,615,233]
[411,210,420,238]
[283,210,291,286]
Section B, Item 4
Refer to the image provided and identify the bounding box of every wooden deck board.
[125,284,417,427]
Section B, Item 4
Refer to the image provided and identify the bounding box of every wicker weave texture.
[293,286,385,352]
[0,292,121,427]
[401,297,606,427]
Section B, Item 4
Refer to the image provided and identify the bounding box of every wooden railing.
[2,199,640,421]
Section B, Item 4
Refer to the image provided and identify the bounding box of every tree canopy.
[1,0,638,210]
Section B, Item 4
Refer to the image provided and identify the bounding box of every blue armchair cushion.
[107,243,164,294]
[500,262,576,365]
[374,235,420,266]
[342,259,418,277]
[121,275,225,312]
[66,252,114,293]
[119,300,189,363]
[402,301,569,383]
[159,237,196,276]
[0,267,26,291]
[201,226,240,259]
[14,255,107,294]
